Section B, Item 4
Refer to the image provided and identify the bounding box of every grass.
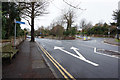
[115,39,120,42]
[2,44,18,58]
[77,37,82,39]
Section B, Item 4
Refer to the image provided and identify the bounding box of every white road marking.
[108,50,120,53]
[78,44,119,56]
[70,47,86,60]
[97,49,120,53]
[101,41,117,47]
[94,47,119,59]
[54,46,99,66]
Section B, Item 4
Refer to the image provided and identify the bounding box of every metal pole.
[14,19,16,49]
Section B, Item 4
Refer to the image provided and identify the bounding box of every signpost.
[14,19,25,49]
[16,21,25,24]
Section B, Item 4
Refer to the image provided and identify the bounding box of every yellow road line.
[37,43,76,80]
[37,43,69,80]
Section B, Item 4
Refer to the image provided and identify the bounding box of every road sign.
[16,21,25,24]
[14,19,25,49]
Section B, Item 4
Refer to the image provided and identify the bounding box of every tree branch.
[63,0,86,10]
[21,12,31,18]
[24,18,31,26]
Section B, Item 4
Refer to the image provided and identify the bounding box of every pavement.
[36,37,119,79]
[2,40,56,79]
[104,38,120,46]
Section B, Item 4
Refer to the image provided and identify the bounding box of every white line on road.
[70,47,86,60]
[101,41,117,47]
[97,49,120,53]
[94,47,119,59]
[78,43,120,56]
[54,46,99,67]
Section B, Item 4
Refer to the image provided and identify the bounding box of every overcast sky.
[20,0,120,30]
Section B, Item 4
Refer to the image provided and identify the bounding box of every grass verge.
[115,39,120,42]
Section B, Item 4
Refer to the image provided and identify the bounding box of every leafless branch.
[63,0,86,10]
[23,18,31,26]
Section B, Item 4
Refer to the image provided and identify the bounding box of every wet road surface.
[36,37,119,79]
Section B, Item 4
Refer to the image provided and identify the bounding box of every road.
[36,37,119,79]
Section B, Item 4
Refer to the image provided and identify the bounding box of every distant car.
[83,36,91,41]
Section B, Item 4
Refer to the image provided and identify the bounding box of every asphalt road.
[36,37,119,79]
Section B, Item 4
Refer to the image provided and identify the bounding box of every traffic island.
[97,49,120,58]
[104,38,120,46]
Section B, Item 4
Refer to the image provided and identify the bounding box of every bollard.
[84,37,86,40]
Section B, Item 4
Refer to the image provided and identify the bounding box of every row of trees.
[80,20,117,36]
[2,1,49,41]
[35,22,117,39]
[35,24,77,38]
[2,1,120,40]
[34,7,119,39]
[2,2,24,39]
[35,2,120,39]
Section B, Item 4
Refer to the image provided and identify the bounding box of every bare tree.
[62,9,76,31]
[19,1,49,42]
[80,19,87,36]
[80,19,86,29]
[51,24,64,38]
[86,22,93,29]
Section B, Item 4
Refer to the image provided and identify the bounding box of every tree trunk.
[31,2,35,42]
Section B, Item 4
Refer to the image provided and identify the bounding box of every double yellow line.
[36,42,76,80]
